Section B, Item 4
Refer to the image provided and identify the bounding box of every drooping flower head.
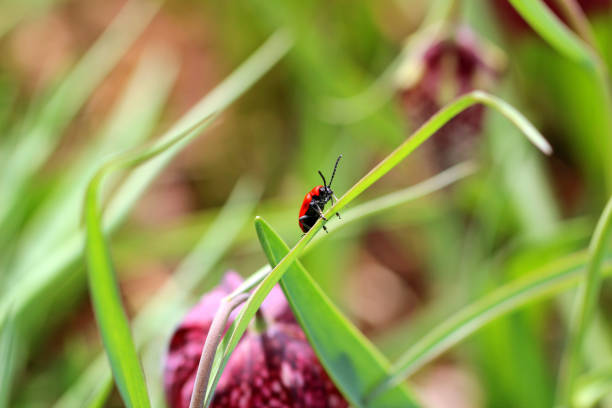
[164,271,348,408]
[396,25,505,165]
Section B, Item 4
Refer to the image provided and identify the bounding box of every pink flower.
[397,26,504,165]
[164,271,348,408]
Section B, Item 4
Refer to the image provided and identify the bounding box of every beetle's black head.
[319,185,333,200]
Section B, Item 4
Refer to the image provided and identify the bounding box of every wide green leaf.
[255,217,420,408]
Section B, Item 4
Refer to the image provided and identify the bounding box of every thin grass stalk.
[556,196,612,407]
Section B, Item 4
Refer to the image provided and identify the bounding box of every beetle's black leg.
[322,224,328,233]
[331,194,341,219]
[312,203,328,221]
[311,203,329,233]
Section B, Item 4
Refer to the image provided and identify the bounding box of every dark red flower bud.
[397,26,504,166]
[164,271,348,408]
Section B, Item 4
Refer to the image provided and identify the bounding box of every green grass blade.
[556,196,612,406]
[0,310,19,408]
[365,252,612,399]
[0,30,291,338]
[506,0,595,69]
[0,0,160,226]
[84,114,218,407]
[255,217,421,408]
[56,178,260,408]
[203,90,549,405]
[11,48,178,282]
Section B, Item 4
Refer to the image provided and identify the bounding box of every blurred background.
[1,0,612,406]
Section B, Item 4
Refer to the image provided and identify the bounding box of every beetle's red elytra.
[298,155,342,233]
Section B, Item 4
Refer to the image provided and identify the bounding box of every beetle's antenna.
[318,171,327,187]
[328,154,342,187]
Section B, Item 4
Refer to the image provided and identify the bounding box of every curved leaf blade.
[84,116,217,407]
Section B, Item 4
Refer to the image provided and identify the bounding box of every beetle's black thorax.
[313,186,332,206]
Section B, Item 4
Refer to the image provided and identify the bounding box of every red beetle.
[299,155,342,233]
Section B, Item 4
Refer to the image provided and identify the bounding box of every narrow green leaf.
[84,114,217,407]
[255,217,421,408]
[366,252,612,399]
[204,90,548,405]
[557,196,612,406]
[506,0,595,69]
[0,310,19,408]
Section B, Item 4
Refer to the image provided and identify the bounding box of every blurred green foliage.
[1,0,612,407]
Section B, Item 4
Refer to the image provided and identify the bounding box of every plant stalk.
[556,196,612,407]
[189,293,249,408]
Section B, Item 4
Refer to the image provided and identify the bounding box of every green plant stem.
[189,293,249,408]
[556,196,612,407]
[365,253,612,401]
